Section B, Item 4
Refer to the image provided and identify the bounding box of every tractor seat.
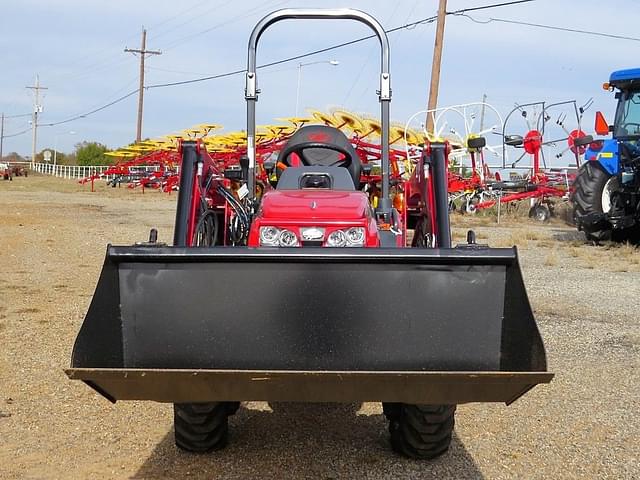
[277,166,356,190]
[277,124,362,186]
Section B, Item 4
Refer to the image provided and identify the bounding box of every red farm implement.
[436,101,590,220]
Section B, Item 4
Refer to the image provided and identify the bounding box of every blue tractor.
[572,68,640,242]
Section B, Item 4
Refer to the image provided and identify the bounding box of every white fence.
[31,163,159,180]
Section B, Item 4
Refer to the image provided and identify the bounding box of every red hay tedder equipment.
[67,9,552,460]
[435,100,590,220]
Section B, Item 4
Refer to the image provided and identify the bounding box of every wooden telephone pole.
[425,0,448,136]
[0,113,4,161]
[125,28,161,143]
[26,75,47,167]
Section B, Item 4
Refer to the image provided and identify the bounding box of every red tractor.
[68,9,552,460]
[1,162,12,181]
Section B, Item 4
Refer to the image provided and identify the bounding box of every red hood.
[259,190,370,221]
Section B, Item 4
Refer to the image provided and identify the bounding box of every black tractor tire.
[225,401,241,416]
[412,216,433,248]
[612,226,640,244]
[571,161,613,241]
[388,404,456,460]
[382,402,401,421]
[174,402,231,453]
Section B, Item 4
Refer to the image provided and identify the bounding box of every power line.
[3,127,32,139]
[4,113,32,119]
[40,89,139,127]
[150,0,239,44]
[37,0,535,127]
[146,16,440,89]
[147,0,534,90]
[342,1,404,105]
[159,0,289,52]
[455,13,640,42]
[147,0,217,39]
[43,0,223,86]
[451,0,534,14]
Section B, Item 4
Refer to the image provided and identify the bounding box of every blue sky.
[1,0,639,158]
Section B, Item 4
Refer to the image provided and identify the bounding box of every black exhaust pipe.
[173,141,199,247]
[428,142,452,248]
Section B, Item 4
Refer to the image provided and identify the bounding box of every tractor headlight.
[326,229,347,247]
[326,227,365,247]
[259,226,281,246]
[259,226,299,247]
[345,227,365,246]
[325,227,365,247]
[279,229,299,247]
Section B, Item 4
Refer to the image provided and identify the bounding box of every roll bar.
[245,9,392,214]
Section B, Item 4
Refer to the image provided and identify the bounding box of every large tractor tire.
[174,402,239,453]
[384,403,456,460]
[411,216,433,248]
[572,161,615,241]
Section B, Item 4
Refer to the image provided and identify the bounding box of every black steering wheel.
[278,141,355,169]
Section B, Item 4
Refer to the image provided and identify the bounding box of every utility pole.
[425,0,448,136]
[0,113,4,161]
[479,93,488,132]
[125,28,161,143]
[26,75,47,167]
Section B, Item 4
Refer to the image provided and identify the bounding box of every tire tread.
[389,404,456,460]
[174,402,232,453]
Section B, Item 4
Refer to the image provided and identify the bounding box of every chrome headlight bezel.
[345,227,365,246]
[259,226,281,246]
[278,229,299,247]
[325,227,365,247]
[326,229,347,247]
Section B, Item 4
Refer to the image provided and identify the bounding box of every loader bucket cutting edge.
[69,246,552,405]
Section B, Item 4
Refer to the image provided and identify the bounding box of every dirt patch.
[0,174,638,479]
[15,307,40,314]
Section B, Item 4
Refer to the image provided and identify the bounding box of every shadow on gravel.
[551,229,585,243]
[133,403,483,479]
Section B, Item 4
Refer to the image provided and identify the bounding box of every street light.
[54,131,76,166]
[295,60,339,116]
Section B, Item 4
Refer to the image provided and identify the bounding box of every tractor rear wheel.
[571,161,613,241]
[173,402,232,453]
[387,403,456,460]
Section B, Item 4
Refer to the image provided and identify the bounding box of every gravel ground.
[0,175,638,479]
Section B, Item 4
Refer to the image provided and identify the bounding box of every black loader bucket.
[67,246,552,405]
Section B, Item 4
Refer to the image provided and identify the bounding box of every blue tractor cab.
[572,68,640,242]
[609,67,640,88]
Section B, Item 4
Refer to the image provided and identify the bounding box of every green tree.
[1,152,25,163]
[75,141,112,166]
